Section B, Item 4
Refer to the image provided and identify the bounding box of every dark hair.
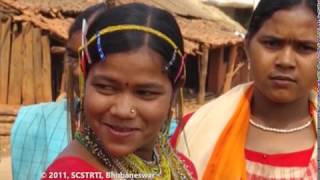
[85,3,184,87]
[68,3,108,36]
[66,3,109,136]
[246,0,317,40]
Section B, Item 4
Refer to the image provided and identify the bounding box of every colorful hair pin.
[81,19,86,63]
[174,54,186,84]
[96,32,106,60]
[80,19,87,77]
[165,49,177,71]
[81,25,183,57]
[78,24,185,81]
[81,18,92,65]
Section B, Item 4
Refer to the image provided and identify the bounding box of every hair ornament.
[78,24,186,83]
[165,49,177,71]
[81,19,92,65]
[174,54,186,84]
[79,24,183,57]
[96,32,106,60]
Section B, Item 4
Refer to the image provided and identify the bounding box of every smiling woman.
[84,47,174,159]
[173,0,317,179]
[42,3,197,180]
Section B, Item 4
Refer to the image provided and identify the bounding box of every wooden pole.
[206,49,215,94]
[0,19,12,104]
[197,45,209,104]
[207,47,226,96]
[22,23,35,104]
[41,35,52,102]
[0,19,3,104]
[223,45,239,93]
[8,23,23,105]
[33,28,43,103]
[216,48,226,95]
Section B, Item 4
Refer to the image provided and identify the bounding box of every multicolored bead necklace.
[75,124,193,179]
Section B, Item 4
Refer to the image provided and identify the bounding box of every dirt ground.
[0,156,12,180]
[0,135,12,180]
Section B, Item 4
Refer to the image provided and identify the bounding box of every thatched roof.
[117,0,246,51]
[0,0,72,41]
[7,0,99,14]
[202,0,260,9]
[0,0,245,54]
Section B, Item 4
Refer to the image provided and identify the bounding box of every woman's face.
[84,47,173,158]
[246,5,317,103]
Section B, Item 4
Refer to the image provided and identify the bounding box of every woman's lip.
[269,75,296,82]
[270,78,296,87]
[103,123,139,137]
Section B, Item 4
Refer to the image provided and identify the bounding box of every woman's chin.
[103,144,135,157]
[268,96,293,104]
[267,91,303,104]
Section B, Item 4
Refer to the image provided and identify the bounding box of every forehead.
[256,5,316,40]
[89,47,169,83]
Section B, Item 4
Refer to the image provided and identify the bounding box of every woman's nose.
[109,94,136,119]
[275,46,296,70]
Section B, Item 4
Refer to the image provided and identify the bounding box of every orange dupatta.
[202,87,253,180]
[203,86,318,179]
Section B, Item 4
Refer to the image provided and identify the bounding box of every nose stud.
[130,108,136,114]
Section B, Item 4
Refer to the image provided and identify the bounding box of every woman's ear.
[244,37,255,80]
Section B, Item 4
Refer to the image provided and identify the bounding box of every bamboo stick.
[197,45,209,104]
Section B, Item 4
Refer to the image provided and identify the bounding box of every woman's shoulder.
[42,141,111,180]
[46,156,96,171]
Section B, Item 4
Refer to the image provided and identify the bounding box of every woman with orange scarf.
[173,0,317,179]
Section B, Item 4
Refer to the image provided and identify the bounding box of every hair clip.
[174,54,186,84]
[96,32,106,60]
[165,49,177,71]
[81,18,92,64]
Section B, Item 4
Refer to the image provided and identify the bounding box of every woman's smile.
[102,122,140,138]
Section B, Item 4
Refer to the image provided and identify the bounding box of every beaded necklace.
[75,124,193,179]
[249,118,312,133]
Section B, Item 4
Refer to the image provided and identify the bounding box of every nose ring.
[130,108,136,114]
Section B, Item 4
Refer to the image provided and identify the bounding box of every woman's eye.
[295,43,316,54]
[136,90,160,100]
[94,84,116,94]
[261,39,281,49]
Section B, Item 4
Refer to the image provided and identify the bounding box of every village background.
[0,0,260,179]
